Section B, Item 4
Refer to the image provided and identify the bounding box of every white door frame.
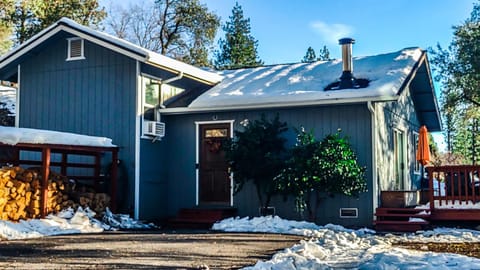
[195,120,235,206]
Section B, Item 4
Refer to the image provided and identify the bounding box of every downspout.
[157,72,183,112]
[367,101,378,220]
[15,65,20,127]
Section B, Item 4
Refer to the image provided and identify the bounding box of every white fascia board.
[0,25,147,70]
[159,95,399,115]
[147,53,223,85]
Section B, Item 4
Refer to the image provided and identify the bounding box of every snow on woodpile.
[0,126,115,147]
[189,48,423,109]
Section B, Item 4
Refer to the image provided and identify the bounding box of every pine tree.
[317,45,331,61]
[430,1,480,163]
[301,46,316,63]
[214,2,263,69]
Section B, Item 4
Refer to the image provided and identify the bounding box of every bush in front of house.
[223,114,287,212]
[275,128,367,221]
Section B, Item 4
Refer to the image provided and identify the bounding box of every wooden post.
[60,152,67,176]
[427,167,434,213]
[94,153,101,191]
[41,147,51,218]
[110,149,118,212]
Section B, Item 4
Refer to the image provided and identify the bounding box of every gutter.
[159,95,398,115]
[367,101,378,220]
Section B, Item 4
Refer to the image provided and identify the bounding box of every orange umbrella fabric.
[416,125,431,166]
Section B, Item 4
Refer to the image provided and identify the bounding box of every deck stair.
[373,207,431,232]
[167,207,237,229]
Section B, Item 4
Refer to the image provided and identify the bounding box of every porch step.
[167,207,237,229]
[374,207,430,232]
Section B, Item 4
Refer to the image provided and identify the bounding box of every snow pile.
[213,216,480,269]
[0,85,15,115]
[103,208,157,230]
[0,207,104,240]
[0,126,115,147]
[0,207,157,240]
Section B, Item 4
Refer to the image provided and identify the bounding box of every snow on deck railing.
[426,165,480,210]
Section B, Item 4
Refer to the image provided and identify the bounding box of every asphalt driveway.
[0,230,305,269]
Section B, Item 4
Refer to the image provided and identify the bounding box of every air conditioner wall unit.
[144,121,165,137]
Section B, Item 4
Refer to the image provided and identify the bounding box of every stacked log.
[0,166,111,221]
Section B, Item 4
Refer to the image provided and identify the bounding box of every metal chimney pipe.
[338,37,356,89]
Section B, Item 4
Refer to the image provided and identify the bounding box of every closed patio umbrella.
[416,125,431,166]
[416,125,431,189]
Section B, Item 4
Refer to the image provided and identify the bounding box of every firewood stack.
[0,166,111,221]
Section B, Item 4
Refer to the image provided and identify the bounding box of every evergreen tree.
[430,1,480,163]
[223,115,287,210]
[317,45,331,61]
[301,46,316,63]
[214,2,263,69]
[275,129,366,221]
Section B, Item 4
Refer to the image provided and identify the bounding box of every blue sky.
[201,0,474,64]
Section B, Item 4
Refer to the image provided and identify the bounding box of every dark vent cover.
[69,39,83,58]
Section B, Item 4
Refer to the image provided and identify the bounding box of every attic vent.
[324,38,369,90]
[67,38,85,61]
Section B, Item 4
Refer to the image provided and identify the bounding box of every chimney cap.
[339,38,355,45]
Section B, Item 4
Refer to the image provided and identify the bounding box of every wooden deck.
[374,165,480,231]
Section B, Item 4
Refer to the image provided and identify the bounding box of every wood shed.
[0,127,118,218]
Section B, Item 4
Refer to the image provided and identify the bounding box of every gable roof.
[0,18,222,85]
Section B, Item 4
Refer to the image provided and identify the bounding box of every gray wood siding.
[19,34,137,213]
[161,104,373,226]
[375,84,422,194]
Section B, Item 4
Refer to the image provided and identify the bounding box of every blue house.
[0,18,441,227]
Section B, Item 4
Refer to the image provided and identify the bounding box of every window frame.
[66,37,85,61]
[140,74,185,138]
[412,131,421,175]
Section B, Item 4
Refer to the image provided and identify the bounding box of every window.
[413,132,420,174]
[141,76,184,136]
[66,38,85,61]
[393,129,406,190]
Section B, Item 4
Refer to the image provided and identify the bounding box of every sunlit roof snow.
[189,48,423,109]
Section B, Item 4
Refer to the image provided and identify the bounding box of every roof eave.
[159,95,398,115]
[0,18,223,85]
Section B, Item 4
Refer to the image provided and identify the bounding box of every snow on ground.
[213,216,480,269]
[0,207,154,240]
[0,126,115,147]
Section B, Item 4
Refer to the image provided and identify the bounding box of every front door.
[198,123,231,205]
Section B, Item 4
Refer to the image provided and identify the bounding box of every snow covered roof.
[0,18,222,85]
[0,126,115,147]
[185,48,425,110]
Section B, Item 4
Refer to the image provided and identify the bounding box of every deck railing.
[426,165,480,212]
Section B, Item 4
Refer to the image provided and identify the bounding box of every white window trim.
[195,120,235,206]
[66,37,85,61]
[412,131,421,175]
[393,127,408,190]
